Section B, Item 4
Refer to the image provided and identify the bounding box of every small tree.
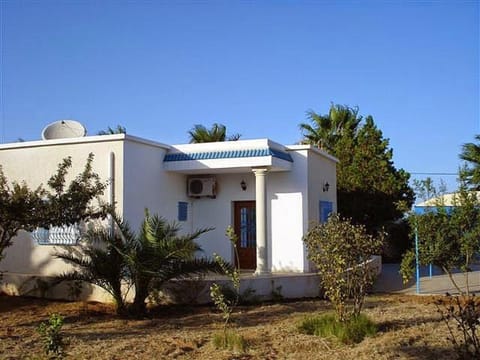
[0,153,108,262]
[400,180,480,294]
[37,313,66,358]
[210,227,240,332]
[400,139,480,358]
[0,168,45,261]
[124,211,222,316]
[210,226,245,352]
[55,214,133,314]
[436,293,480,359]
[304,214,383,322]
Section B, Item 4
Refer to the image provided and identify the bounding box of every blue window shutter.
[319,201,333,223]
[178,202,188,221]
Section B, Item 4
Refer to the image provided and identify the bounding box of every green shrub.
[37,313,66,358]
[212,330,246,352]
[303,214,383,322]
[299,313,377,344]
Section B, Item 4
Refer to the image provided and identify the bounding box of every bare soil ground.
[0,293,460,359]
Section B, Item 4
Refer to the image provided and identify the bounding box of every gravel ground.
[0,293,460,359]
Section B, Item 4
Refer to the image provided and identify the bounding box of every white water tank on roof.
[41,120,87,140]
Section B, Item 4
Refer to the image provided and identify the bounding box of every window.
[319,201,333,223]
[239,206,256,248]
[178,202,188,221]
[31,224,81,245]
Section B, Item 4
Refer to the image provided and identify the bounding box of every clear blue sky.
[1,0,478,192]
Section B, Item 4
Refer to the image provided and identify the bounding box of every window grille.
[31,224,81,245]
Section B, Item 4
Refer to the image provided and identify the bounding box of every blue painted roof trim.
[164,148,293,163]
[414,205,455,215]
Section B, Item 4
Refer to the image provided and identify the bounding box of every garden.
[1,210,478,359]
[0,293,462,359]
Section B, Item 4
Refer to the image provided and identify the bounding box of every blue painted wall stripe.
[164,147,293,163]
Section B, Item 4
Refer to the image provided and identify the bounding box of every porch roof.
[163,139,293,174]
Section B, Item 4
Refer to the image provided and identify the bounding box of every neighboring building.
[0,130,338,301]
[415,192,479,214]
[412,192,480,294]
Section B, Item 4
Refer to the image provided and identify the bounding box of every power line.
[410,172,457,176]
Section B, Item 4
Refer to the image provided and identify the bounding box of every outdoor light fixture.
[323,181,330,192]
[240,179,247,191]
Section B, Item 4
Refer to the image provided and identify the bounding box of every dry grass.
[0,293,459,359]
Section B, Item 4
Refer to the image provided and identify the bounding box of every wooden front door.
[234,201,256,270]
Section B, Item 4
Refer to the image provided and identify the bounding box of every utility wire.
[410,172,457,176]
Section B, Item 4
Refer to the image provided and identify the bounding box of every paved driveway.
[373,263,480,295]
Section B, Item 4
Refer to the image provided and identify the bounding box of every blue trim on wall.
[164,147,293,163]
[414,206,455,215]
[268,148,293,162]
[319,201,333,223]
[178,201,188,221]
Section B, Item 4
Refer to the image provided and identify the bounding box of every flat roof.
[0,134,338,165]
[164,139,293,174]
[0,134,171,151]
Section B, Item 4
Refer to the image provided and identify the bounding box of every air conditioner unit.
[187,177,217,198]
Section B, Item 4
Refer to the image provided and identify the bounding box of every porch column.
[253,167,270,275]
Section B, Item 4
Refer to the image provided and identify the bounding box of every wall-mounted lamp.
[240,179,247,191]
[323,181,330,192]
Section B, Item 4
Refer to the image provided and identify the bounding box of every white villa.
[0,124,339,301]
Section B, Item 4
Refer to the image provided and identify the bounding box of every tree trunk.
[0,227,15,261]
[130,277,150,316]
[443,266,465,295]
[111,283,125,315]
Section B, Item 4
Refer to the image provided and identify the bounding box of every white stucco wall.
[270,192,304,271]
[306,147,338,223]
[0,136,125,277]
[306,146,338,272]
[267,150,309,272]
[122,137,186,230]
[188,173,256,263]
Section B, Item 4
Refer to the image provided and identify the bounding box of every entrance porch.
[164,139,294,274]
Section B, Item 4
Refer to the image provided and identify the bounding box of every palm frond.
[149,257,226,288]
[53,218,130,312]
[460,135,480,190]
[188,123,239,143]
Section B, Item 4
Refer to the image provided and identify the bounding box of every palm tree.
[97,125,126,135]
[299,104,362,152]
[55,211,224,316]
[188,123,240,143]
[460,135,480,190]
[125,211,222,315]
[55,216,133,314]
